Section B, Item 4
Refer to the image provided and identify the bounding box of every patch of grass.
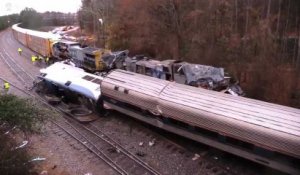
[0,94,53,175]
[0,94,49,132]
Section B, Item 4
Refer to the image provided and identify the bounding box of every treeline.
[42,12,77,26]
[19,8,42,29]
[1,8,76,31]
[0,14,19,30]
[0,8,42,30]
[78,0,300,108]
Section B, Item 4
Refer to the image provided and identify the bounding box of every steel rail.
[51,119,127,175]
[87,123,161,174]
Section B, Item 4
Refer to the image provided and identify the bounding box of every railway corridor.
[0,28,291,175]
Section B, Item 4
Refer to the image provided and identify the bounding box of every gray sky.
[0,0,82,16]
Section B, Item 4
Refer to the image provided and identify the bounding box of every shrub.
[0,94,51,175]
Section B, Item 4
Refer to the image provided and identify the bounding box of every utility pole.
[99,18,105,48]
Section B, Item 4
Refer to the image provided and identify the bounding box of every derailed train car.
[12,24,61,58]
[38,63,300,175]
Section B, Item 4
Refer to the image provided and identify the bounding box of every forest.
[78,0,300,108]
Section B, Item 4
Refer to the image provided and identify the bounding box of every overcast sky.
[0,0,82,16]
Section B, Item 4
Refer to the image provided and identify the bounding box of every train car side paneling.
[12,24,60,57]
[159,83,300,158]
[12,24,27,46]
[17,31,28,46]
[27,34,51,57]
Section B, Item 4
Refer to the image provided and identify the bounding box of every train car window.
[145,67,152,76]
[82,75,95,81]
[136,65,143,74]
[174,65,185,75]
[65,81,72,86]
[114,86,119,91]
[178,68,184,75]
[85,53,96,59]
[163,66,169,73]
[92,78,102,85]
[166,73,171,81]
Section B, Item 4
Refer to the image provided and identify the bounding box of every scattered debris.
[213,156,218,160]
[226,84,245,96]
[192,154,200,161]
[102,50,129,70]
[139,142,144,146]
[15,140,29,150]
[148,139,156,147]
[52,165,57,169]
[4,126,16,135]
[39,170,48,175]
[30,157,46,162]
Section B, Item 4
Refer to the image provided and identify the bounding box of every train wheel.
[78,96,97,112]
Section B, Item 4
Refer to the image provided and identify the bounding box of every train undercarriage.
[35,80,99,122]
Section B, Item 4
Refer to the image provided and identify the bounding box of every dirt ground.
[27,122,116,175]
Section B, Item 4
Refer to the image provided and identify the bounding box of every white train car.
[39,62,102,101]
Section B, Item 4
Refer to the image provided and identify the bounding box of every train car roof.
[40,62,102,100]
[12,24,61,40]
[162,82,300,134]
[103,69,300,158]
[104,69,169,97]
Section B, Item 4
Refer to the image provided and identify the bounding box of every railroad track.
[0,48,35,89]
[6,31,37,63]
[52,116,160,175]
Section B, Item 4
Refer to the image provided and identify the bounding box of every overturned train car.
[101,70,300,175]
[38,63,300,175]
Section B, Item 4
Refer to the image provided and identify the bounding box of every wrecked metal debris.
[15,140,29,150]
[192,154,200,161]
[149,139,156,147]
[30,157,46,162]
